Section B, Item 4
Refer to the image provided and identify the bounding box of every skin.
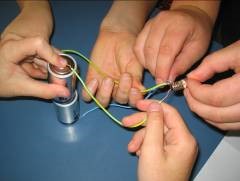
[134,0,220,83]
[122,100,198,181]
[82,1,157,107]
[83,1,220,107]
[185,41,240,131]
[0,0,69,98]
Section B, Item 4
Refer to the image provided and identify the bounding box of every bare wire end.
[170,79,187,91]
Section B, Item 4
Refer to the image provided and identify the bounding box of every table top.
[0,1,224,181]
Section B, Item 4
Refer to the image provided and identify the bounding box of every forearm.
[2,0,53,41]
[170,0,221,27]
[101,0,157,34]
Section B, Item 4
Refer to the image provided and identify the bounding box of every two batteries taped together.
[48,54,80,124]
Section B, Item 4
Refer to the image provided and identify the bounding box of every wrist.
[20,5,53,39]
[100,15,142,35]
[100,1,156,35]
[171,5,214,28]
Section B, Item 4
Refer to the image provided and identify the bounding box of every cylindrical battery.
[48,53,80,124]
[54,90,80,124]
[48,53,77,103]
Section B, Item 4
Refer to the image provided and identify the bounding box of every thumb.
[4,37,66,67]
[14,78,70,99]
[142,102,164,150]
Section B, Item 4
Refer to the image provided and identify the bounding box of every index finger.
[136,100,190,133]
[188,41,240,82]
[3,37,66,67]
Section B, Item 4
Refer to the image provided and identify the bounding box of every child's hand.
[122,100,198,181]
[185,41,240,130]
[0,37,69,99]
[82,29,144,107]
[134,6,213,83]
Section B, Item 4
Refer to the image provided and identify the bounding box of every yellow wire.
[63,49,170,128]
[63,50,119,85]
[62,49,168,93]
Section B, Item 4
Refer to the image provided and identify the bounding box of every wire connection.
[63,49,176,128]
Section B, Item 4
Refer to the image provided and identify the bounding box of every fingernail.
[59,57,67,67]
[87,79,98,93]
[128,140,135,150]
[156,78,163,84]
[59,90,70,97]
[130,88,139,95]
[148,102,161,112]
[42,68,47,73]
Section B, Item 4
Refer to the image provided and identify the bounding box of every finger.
[82,54,104,102]
[142,102,164,150]
[114,73,132,104]
[33,57,48,70]
[3,37,66,67]
[134,20,152,68]
[21,63,47,79]
[144,20,165,77]
[205,120,240,131]
[126,57,144,106]
[187,41,240,82]
[136,99,160,112]
[14,78,70,99]
[161,103,191,134]
[128,129,145,153]
[96,77,114,107]
[187,76,240,107]
[81,78,98,102]
[184,88,240,123]
[125,55,144,90]
[52,46,62,54]
[129,88,143,107]
[155,26,188,82]
[136,100,190,133]
[169,41,208,80]
[122,112,146,127]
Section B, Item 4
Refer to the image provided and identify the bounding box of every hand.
[185,41,240,130]
[0,36,69,98]
[122,100,197,181]
[134,6,212,83]
[82,29,144,107]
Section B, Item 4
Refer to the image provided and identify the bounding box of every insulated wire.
[62,49,169,93]
[63,49,171,128]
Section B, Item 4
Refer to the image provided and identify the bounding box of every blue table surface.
[0,1,223,181]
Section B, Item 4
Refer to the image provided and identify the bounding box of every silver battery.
[48,53,80,124]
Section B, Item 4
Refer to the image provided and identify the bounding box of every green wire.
[69,66,124,126]
[62,49,170,128]
[62,49,119,84]
[141,82,170,93]
[62,49,168,93]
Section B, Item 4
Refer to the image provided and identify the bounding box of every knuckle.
[32,36,45,48]
[183,135,198,153]
[158,44,172,56]
[144,45,158,58]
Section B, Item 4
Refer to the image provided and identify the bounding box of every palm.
[87,30,138,83]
